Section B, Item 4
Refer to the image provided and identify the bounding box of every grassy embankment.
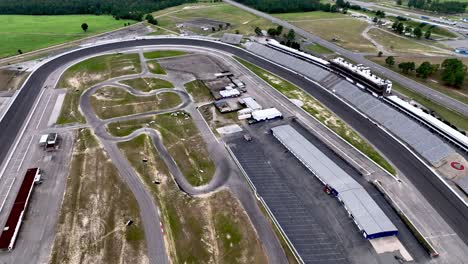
[117,134,268,263]
[57,53,141,124]
[144,50,187,59]
[236,57,396,175]
[151,3,277,36]
[147,61,166,74]
[0,15,132,58]
[90,86,181,119]
[50,128,146,264]
[108,112,215,186]
[121,78,174,92]
[304,43,334,55]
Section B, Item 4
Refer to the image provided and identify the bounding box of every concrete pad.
[47,93,65,126]
[369,236,413,262]
[216,124,242,135]
[289,99,304,107]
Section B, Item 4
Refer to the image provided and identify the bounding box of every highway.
[223,0,468,117]
[0,37,468,258]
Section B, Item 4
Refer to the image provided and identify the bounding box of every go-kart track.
[0,37,467,259]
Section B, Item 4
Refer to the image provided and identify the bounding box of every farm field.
[0,15,132,58]
[151,3,277,36]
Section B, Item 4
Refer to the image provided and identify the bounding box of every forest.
[0,0,195,20]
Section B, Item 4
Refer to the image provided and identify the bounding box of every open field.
[291,18,377,53]
[368,55,468,104]
[0,69,29,91]
[151,3,277,36]
[304,43,334,54]
[57,53,141,124]
[121,78,174,92]
[50,128,147,264]
[118,135,268,263]
[236,57,396,175]
[146,61,166,74]
[108,112,215,186]
[273,11,347,21]
[184,79,213,102]
[367,28,450,55]
[144,50,187,59]
[90,86,181,119]
[0,15,132,58]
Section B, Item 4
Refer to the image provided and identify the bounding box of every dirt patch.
[0,69,29,91]
[49,128,147,264]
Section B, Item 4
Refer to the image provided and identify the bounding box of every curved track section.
[1,37,468,249]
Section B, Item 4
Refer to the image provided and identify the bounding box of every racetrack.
[1,37,467,255]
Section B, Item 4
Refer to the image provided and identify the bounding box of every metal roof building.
[271,125,398,239]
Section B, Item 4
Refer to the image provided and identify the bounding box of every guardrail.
[224,143,304,264]
[372,180,439,258]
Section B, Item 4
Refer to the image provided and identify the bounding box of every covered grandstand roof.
[271,125,398,239]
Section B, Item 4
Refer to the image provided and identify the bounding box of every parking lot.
[227,119,428,263]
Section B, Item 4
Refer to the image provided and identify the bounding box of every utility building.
[271,125,398,239]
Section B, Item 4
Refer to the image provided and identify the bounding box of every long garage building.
[271,125,398,239]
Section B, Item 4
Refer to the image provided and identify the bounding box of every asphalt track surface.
[1,37,467,253]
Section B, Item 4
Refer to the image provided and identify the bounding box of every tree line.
[0,0,195,20]
[385,56,466,87]
[400,0,467,14]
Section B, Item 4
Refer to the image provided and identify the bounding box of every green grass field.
[273,11,346,21]
[0,15,132,58]
[152,3,277,36]
[368,28,448,55]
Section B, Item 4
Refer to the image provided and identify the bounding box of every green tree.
[441,58,466,87]
[405,26,412,34]
[396,0,402,5]
[391,21,399,30]
[373,17,378,23]
[81,23,88,32]
[378,51,383,57]
[146,14,158,25]
[385,56,395,67]
[276,25,283,36]
[267,28,277,36]
[413,27,422,39]
[424,30,431,39]
[286,29,296,41]
[396,22,404,34]
[398,61,416,74]
[416,61,433,78]
[254,26,262,36]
